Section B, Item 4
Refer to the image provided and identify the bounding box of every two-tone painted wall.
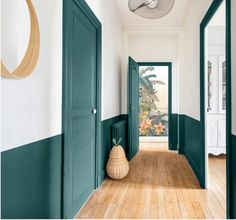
[178,0,212,185]
[180,1,236,217]
[1,0,63,151]
[1,0,124,218]
[1,0,236,218]
[1,1,63,218]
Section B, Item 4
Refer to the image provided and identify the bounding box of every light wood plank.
[76,143,226,219]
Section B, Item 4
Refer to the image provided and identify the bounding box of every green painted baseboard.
[1,135,62,219]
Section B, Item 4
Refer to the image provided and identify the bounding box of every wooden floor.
[76,143,226,219]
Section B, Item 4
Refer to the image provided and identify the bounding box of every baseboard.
[184,150,202,186]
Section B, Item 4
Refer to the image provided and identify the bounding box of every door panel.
[128,57,139,160]
[63,0,97,218]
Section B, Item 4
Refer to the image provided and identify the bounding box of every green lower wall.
[183,115,204,187]
[179,116,236,217]
[180,115,236,197]
[119,113,201,187]
[1,115,128,219]
[178,114,185,154]
[169,114,178,151]
[178,115,204,187]
[1,135,62,219]
[231,134,236,218]
[2,115,234,218]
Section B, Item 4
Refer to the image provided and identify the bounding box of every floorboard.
[76,143,226,219]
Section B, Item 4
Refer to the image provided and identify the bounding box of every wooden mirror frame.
[1,0,40,79]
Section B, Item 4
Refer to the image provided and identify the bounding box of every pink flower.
[154,122,165,135]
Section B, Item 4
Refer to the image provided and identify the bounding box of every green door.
[128,57,139,160]
[63,0,99,218]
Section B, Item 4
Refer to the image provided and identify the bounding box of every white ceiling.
[115,0,192,28]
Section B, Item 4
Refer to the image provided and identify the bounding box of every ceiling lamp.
[128,0,175,19]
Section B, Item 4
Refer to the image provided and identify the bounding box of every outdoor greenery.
[139,67,168,136]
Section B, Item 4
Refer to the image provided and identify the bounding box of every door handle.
[92,109,97,114]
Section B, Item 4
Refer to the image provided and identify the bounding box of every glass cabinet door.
[207,56,218,114]
[219,56,226,113]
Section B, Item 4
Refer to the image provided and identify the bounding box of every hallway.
[77,143,226,219]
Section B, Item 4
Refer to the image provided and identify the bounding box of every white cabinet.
[218,119,226,147]
[207,118,218,147]
[207,56,226,155]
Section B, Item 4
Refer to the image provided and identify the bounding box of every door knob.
[92,109,97,114]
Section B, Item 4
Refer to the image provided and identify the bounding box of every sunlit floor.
[76,143,226,219]
[208,153,226,214]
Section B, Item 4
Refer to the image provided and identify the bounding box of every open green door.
[128,57,139,160]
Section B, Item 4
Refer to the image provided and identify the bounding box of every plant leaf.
[112,138,117,145]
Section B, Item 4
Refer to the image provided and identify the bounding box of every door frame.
[200,0,231,217]
[62,0,102,217]
[138,62,172,150]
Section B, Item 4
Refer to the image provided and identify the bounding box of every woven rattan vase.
[106,145,129,180]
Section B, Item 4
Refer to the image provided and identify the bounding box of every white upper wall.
[121,32,180,114]
[1,0,124,151]
[119,0,216,117]
[1,0,62,151]
[232,0,236,135]
[85,0,123,120]
[181,0,213,120]
[178,31,186,114]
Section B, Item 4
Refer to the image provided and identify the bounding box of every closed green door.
[63,0,98,218]
[128,57,139,160]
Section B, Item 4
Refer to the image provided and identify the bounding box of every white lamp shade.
[128,0,175,19]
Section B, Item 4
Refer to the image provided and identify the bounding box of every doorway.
[138,63,172,148]
[205,3,226,209]
[62,0,101,218]
[128,58,172,161]
[200,0,231,218]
